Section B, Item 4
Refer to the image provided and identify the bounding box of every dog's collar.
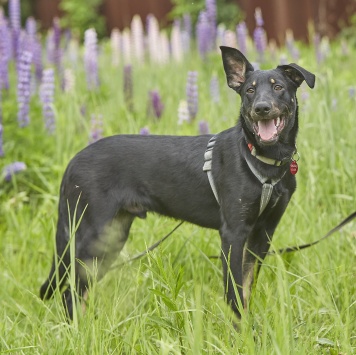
[247,142,294,167]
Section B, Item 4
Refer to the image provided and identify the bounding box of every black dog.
[40,47,315,319]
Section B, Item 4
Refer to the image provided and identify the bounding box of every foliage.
[169,0,243,28]
[59,0,105,38]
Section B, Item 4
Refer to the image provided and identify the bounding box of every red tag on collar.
[290,160,298,175]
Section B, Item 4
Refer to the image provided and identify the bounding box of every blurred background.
[2,0,356,43]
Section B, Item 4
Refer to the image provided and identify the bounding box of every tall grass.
[0,39,355,354]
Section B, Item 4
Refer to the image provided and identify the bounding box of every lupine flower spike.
[140,127,150,135]
[196,11,212,59]
[253,8,267,63]
[84,28,99,90]
[17,50,33,127]
[148,90,164,119]
[177,100,189,125]
[2,162,27,182]
[186,71,198,121]
[9,0,21,60]
[89,114,103,144]
[236,22,248,55]
[39,68,56,133]
[199,120,210,135]
[0,10,11,90]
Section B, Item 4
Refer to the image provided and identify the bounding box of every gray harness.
[203,135,288,216]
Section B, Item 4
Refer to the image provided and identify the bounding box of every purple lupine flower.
[52,17,62,72]
[236,22,248,55]
[149,90,164,118]
[9,0,21,60]
[348,86,355,99]
[89,114,103,144]
[186,71,198,121]
[33,40,43,83]
[25,17,36,39]
[205,0,217,43]
[2,162,27,182]
[255,7,264,27]
[253,8,267,62]
[0,12,11,90]
[123,64,133,111]
[24,17,43,84]
[46,30,55,63]
[140,127,150,135]
[17,50,32,127]
[39,68,55,133]
[199,120,210,135]
[196,11,213,59]
[84,28,99,90]
[210,74,220,103]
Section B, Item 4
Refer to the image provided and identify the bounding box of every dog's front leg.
[219,222,254,318]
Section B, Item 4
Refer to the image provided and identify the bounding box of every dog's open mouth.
[253,117,285,143]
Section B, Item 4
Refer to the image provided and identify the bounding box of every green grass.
[0,39,355,354]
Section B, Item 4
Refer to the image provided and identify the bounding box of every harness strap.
[245,156,286,215]
[203,136,219,203]
[203,135,286,216]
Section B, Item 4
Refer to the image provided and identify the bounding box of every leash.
[108,221,184,270]
[111,211,356,267]
[268,210,356,255]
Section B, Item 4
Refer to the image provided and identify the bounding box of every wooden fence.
[32,0,356,43]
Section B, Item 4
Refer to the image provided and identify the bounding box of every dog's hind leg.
[62,209,135,319]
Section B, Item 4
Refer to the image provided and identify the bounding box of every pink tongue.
[258,119,277,141]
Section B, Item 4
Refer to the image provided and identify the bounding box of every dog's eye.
[274,85,283,91]
[246,88,255,94]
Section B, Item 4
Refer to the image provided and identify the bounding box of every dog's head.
[220,46,315,146]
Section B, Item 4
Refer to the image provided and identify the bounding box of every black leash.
[109,221,184,270]
[268,210,356,255]
[113,211,356,267]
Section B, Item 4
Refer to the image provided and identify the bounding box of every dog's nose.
[254,102,271,116]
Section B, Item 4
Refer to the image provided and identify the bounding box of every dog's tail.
[39,241,71,300]
[40,208,72,300]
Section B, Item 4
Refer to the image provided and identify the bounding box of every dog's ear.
[277,63,315,88]
[220,46,254,92]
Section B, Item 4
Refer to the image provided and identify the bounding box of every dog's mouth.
[253,116,285,144]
